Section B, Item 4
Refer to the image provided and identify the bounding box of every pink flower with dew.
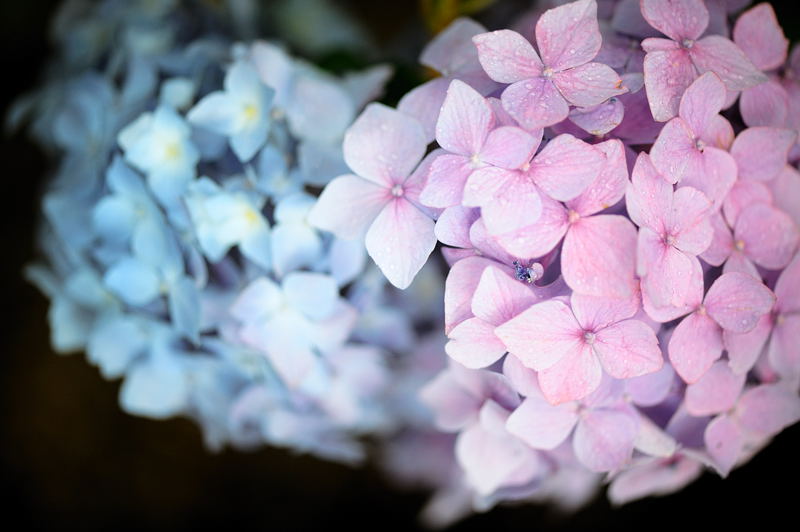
[469,140,637,299]
[461,132,606,250]
[420,80,540,210]
[473,0,626,130]
[496,290,662,404]
[703,383,800,477]
[748,253,800,380]
[640,0,766,122]
[398,18,498,142]
[504,359,672,472]
[445,266,553,369]
[441,248,567,336]
[649,72,737,208]
[308,104,437,289]
[626,152,713,310]
[701,203,799,278]
[668,272,775,384]
[734,3,791,128]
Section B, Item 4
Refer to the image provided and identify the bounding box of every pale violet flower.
[118,104,199,210]
[184,177,272,270]
[187,59,274,161]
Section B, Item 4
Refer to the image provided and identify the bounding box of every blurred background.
[2,1,799,530]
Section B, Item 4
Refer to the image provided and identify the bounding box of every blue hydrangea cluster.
[15,0,444,463]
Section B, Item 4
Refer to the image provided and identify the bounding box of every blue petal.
[104,257,161,306]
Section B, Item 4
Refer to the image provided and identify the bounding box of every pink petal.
[502,354,541,397]
[501,77,570,130]
[641,256,704,323]
[740,80,789,127]
[625,362,675,407]
[537,342,602,404]
[435,205,478,248]
[569,98,625,137]
[420,153,473,208]
[768,313,800,380]
[495,299,582,371]
[553,62,626,107]
[344,103,426,187]
[732,3,788,71]
[445,317,507,369]
[397,77,451,143]
[724,313,772,375]
[627,153,671,231]
[308,175,389,239]
[472,265,540,325]
[690,36,768,91]
[468,218,517,264]
[493,195,569,259]
[722,250,760,278]
[573,406,639,472]
[562,214,638,298]
[770,165,800,228]
[737,383,800,438]
[365,198,436,289]
[730,127,797,182]
[444,256,495,334]
[678,146,737,209]
[640,0,709,41]
[478,175,544,238]
[700,212,733,266]
[649,117,701,184]
[638,229,699,309]
[462,166,519,207]
[669,186,713,255]
[593,319,663,379]
[678,72,726,137]
[536,0,601,71]
[643,48,697,122]
[419,369,483,431]
[608,456,703,505]
[685,361,745,416]
[506,396,579,450]
[472,30,543,84]
[702,114,735,149]
[704,414,742,477]
[722,180,773,227]
[420,17,487,75]
[735,203,800,270]
[480,126,539,169]
[571,291,638,332]
[633,416,677,457]
[436,79,494,156]
[775,252,800,313]
[668,311,723,383]
[568,139,628,217]
[455,410,543,496]
[529,134,605,202]
[704,272,776,333]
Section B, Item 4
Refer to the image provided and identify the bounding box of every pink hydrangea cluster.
[312,0,800,518]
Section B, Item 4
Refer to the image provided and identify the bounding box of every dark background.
[2,1,799,530]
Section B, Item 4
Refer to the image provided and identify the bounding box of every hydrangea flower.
[474,0,626,129]
[19,0,415,465]
[640,0,766,121]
